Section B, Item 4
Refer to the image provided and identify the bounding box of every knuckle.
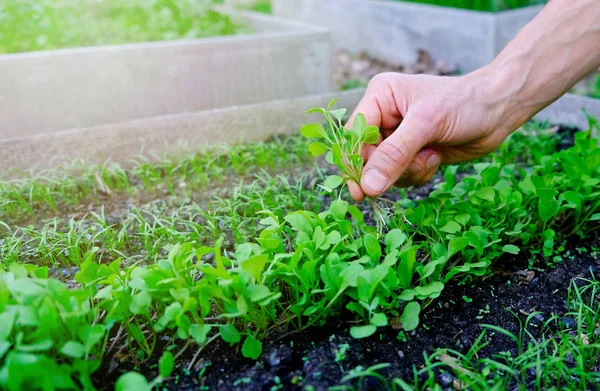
[415,176,431,187]
[378,141,409,168]
[418,169,438,186]
[368,72,396,89]
[409,104,445,139]
[411,106,438,128]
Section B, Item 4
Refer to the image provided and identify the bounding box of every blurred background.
[0,0,598,172]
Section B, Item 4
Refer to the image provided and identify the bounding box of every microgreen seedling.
[300,99,388,234]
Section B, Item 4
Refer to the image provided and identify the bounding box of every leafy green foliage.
[0,0,242,54]
[0,111,598,389]
[0,135,311,223]
[0,264,107,390]
[249,0,272,14]
[392,0,546,12]
[300,99,388,233]
[591,73,600,99]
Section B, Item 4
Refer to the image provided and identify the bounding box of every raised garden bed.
[334,49,456,90]
[0,91,360,174]
[3,88,598,175]
[1,112,599,390]
[0,10,331,139]
[572,70,600,100]
[272,0,543,72]
[537,93,600,131]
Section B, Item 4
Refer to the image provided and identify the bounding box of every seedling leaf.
[308,141,329,157]
[159,351,174,378]
[350,325,377,339]
[502,244,520,254]
[242,335,262,359]
[220,324,241,344]
[115,372,151,391]
[400,302,421,331]
[323,175,344,190]
[300,124,327,139]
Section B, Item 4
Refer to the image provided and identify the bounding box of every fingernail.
[426,154,441,171]
[362,168,387,194]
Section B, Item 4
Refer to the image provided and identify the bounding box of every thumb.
[360,116,429,196]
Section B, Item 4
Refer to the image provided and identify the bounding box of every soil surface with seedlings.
[8,123,597,390]
[334,50,456,90]
[167,238,597,391]
[90,125,600,390]
[100,183,599,390]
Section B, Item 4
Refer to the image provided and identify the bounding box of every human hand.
[346,71,520,201]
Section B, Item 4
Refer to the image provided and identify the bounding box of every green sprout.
[300,99,388,234]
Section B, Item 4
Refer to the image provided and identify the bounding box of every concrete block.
[272,0,542,72]
[3,86,596,174]
[0,11,331,139]
[535,94,600,131]
[0,90,366,174]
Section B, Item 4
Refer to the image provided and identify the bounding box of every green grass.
[0,135,312,224]
[390,0,546,12]
[0,0,244,54]
[250,0,272,14]
[0,118,599,390]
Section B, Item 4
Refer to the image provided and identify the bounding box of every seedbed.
[1,111,599,390]
[272,0,544,72]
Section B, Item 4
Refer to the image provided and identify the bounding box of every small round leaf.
[242,335,263,359]
[350,325,377,339]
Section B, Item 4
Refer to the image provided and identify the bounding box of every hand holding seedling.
[347,0,600,202]
[345,73,512,201]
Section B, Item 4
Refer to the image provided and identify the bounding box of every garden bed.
[1,112,599,390]
[334,50,456,90]
[272,0,543,72]
[572,70,600,100]
[0,10,331,139]
[537,93,600,131]
[0,90,362,174]
[3,87,598,175]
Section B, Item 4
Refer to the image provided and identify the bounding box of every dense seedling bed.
[0,110,599,390]
[0,0,242,54]
[389,0,545,12]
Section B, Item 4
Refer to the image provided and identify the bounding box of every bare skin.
[347,0,600,202]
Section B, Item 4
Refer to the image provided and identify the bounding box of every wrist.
[467,61,540,137]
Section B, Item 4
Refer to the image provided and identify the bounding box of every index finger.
[345,76,405,131]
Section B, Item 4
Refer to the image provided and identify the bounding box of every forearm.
[474,0,600,133]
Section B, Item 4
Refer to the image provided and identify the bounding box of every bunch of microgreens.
[300,99,389,234]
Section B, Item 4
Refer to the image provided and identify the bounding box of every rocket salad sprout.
[301,99,389,235]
